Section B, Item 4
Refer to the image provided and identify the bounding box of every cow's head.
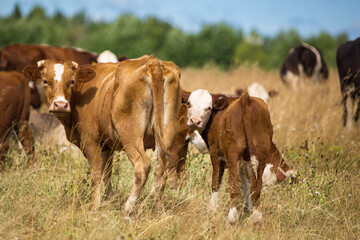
[184,89,228,131]
[23,59,95,116]
[262,151,298,187]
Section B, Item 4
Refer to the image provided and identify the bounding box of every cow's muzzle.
[50,100,71,113]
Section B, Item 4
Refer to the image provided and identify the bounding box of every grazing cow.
[234,82,278,103]
[280,43,328,90]
[0,71,34,165]
[166,96,295,189]
[183,89,296,224]
[23,55,181,213]
[336,37,360,130]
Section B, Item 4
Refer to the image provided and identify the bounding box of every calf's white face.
[186,89,213,131]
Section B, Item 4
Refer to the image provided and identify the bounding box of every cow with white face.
[186,89,228,131]
[183,89,297,224]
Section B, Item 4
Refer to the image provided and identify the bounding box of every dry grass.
[1,65,359,239]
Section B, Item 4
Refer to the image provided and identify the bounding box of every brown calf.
[183,89,296,224]
[23,55,181,213]
[0,71,34,166]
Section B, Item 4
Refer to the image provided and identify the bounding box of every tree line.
[0,5,349,70]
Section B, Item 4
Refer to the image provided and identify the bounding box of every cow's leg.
[248,154,266,224]
[240,163,252,212]
[354,96,360,127]
[166,140,184,188]
[345,93,354,130]
[83,141,104,211]
[209,147,223,210]
[123,143,151,214]
[0,137,10,166]
[225,149,244,224]
[176,142,189,188]
[17,121,35,166]
[102,150,114,199]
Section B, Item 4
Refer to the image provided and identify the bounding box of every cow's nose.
[53,101,69,112]
[189,117,201,126]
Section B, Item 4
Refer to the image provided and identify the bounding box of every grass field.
[1,65,359,239]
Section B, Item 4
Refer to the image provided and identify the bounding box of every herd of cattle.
[0,38,359,224]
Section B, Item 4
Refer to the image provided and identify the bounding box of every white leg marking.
[124,196,137,212]
[54,64,64,83]
[250,155,259,179]
[209,191,219,210]
[262,163,277,186]
[252,208,263,224]
[227,207,239,224]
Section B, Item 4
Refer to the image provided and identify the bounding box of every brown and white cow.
[0,71,34,166]
[23,55,181,213]
[183,89,296,224]
[280,42,328,90]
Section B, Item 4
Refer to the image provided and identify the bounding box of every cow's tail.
[240,91,258,179]
[147,55,168,156]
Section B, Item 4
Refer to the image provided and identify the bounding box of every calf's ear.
[75,66,96,83]
[23,65,41,81]
[181,90,191,103]
[213,96,228,110]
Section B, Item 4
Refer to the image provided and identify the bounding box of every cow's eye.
[43,80,48,85]
[187,101,191,107]
[70,80,75,85]
[206,107,212,111]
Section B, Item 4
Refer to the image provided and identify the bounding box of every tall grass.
[0,65,359,239]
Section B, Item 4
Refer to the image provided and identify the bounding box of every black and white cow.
[280,43,329,90]
[336,37,360,130]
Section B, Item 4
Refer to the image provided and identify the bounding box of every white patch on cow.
[97,50,118,63]
[28,81,35,89]
[227,207,239,224]
[250,155,259,179]
[262,164,277,186]
[247,82,269,103]
[54,64,64,83]
[252,208,263,224]
[124,196,137,212]
[209,191,219,210]
[37,60,45,67]
[190,130,209,153]
[187,89,213,130]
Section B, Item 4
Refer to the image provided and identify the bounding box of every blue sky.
[1,0,359,39]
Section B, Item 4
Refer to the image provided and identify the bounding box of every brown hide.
[0,71,34,165]
[22,55,181,212]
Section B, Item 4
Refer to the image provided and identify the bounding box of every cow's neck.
[200,110,218,148]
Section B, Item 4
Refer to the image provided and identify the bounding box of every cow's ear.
[75,66,96,83]
[182,90,191,103]
[213,96,228,110]
[23,65,41,81]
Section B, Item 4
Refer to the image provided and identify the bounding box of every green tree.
[11,4,22,19]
